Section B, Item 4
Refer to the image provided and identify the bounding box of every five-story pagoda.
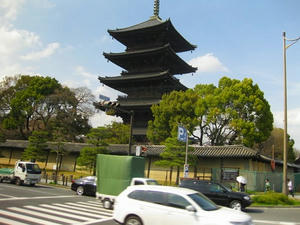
[97,0,197,141]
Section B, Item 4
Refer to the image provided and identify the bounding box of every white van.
[113,185,253,225]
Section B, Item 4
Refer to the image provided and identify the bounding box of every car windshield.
[219,183,232,192]
[26,164,41,174]
[146,180,159,185]
[188,193,219,211]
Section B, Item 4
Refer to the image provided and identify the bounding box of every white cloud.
[0,2,60,76]
[188,53,229,73]
[0,0,25,22]
[75,66,98,79]
[89,112,122,128]
[0,25,40,56]
[21,42,60,61]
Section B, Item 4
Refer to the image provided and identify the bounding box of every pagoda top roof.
[108,17,163,33]
[108,18,196,52]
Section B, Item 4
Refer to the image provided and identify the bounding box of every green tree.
[0,75,93,141]
[148,77,274,147]
[77,127,109,174]
[105,122,130,144]
[147,89,199,144]
[261,127,296,162]
[155,137,196,184]
[22,131,49,162]
[51,127,68,183]
[2,75,60,138]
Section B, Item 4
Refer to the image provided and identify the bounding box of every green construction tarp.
[0,168,14,175]
[96,154,145,196]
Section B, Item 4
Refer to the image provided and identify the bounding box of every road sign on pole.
[184,164,189,178]
[178,126,187,142]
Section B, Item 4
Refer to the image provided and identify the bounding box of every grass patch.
[252,192,300,206]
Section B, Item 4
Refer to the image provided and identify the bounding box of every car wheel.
[229,200,242,211]
[76,186,85,195]
[125,215,143,225]
[103,199,112,209]
[15,178,23,186]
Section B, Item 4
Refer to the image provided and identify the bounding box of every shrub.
[252,192,297,205]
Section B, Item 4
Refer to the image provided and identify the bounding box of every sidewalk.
[40,178,71,187]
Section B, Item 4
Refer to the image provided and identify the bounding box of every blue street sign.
[178,126,187,142]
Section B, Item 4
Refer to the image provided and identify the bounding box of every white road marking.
[0,209,61,225]
[0,217,29,225]
[54,202,112,216]
[9,207,80,224]
[254,220,300,225]
[24,205,96,221]
[41,204,109,218]
[65,202,107,210]
[0,195,79,201]
[51,203,111,216]
[80,217,114,225]
[0,193,16,198]
[0,184,59,195]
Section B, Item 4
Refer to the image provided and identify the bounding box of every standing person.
[265,179,271,192]
[240,182,246,192]
[287,179,294,197]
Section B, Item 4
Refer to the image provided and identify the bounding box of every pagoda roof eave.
[99,71,188,92]
[103,44,197,74]
[99,70,170,82]
[108,18,196,52]
[108,17,163,33]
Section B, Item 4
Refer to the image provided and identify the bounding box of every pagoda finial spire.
[153,0,160,18]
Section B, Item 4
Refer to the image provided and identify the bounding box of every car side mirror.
[22,167,25,172]
[186,205,196,212]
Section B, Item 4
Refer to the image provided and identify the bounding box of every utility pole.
[282,31,288,195]
[282,32,300,195]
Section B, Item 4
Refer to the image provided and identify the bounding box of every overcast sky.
[1,0,300,150]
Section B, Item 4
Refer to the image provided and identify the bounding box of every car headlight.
[243,196,250,201]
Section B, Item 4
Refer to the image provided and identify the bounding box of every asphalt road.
[0,182,113,225]
[0,182,299,225]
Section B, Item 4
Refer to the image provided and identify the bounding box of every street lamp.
[282,32,300,195]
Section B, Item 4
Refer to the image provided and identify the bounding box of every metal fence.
[212,168,300,192]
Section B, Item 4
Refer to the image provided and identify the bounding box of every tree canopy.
[147,77,274,147]
[0,75,94,141]
[260,127,296,162]
[22,131,49,162]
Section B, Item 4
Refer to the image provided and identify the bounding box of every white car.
[113,185,253,225]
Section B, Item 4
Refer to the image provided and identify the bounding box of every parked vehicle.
[179,179,252,210]
[0,160,41,186]
[113,185,253,225]
[71,176,97,196]
[96,154,158,209]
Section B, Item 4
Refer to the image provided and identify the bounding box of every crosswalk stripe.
[9,207,80,224]
[64,202,106,211]
[53,203,112,216]
[0,209,60,225]
[24,205,91,222]
[77,201,113,213]
[87,200,103,205]
[80,201,103,207]
[41,204,108,218]
[0,217,28,225]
